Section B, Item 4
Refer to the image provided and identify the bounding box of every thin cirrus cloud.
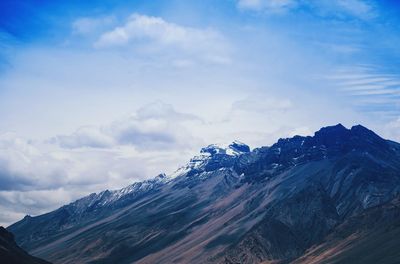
[237,0,376,19]
[324,65,400,120]
[93,13,231,64]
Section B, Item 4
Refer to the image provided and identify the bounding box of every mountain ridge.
[8,124,400,264]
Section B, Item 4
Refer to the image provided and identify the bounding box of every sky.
[0,0,400,226]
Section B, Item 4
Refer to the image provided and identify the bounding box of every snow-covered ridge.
[69,173,170,212]
[101,173,169,205]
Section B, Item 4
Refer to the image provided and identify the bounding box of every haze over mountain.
[7,124,400,264]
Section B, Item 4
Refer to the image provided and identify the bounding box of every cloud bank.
[0,102,204,226]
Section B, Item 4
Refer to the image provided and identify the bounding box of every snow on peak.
[169,141,250,178]
[200,141,250,156]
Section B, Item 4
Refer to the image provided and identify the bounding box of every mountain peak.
[314,123,348,136]
[314,123,381,139]
[312,123,351,146]
[200,141,250,156]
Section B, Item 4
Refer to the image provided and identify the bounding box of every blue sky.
[0,0,400,225]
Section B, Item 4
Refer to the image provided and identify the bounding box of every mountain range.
[6,124,400,264]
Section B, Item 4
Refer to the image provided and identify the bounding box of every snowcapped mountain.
[8,124,400,264]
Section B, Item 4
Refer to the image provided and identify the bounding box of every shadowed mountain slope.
[292,196,400,264]
[0,226,51,264]
[8,124,400,264]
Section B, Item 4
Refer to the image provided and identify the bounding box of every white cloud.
[53,101,203,150]
[53,126,115,149]
[94,13,231,64]
[0,133,66,191]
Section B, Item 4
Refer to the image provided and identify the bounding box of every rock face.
[7,124,400,264]
[0,226,50,264]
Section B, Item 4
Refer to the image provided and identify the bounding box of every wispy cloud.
[237,0,297,13]
[325,65,400,119]
[332,0,375,19]
[237,0,376,19]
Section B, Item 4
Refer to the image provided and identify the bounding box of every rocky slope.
[292,195,400,264]
[7,124,400,264]
[0,226,51,264]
